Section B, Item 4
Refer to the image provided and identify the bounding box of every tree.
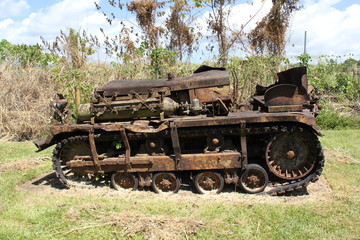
[0,39,56,68]
[206,0,235,66]
[96,1,197,61]
[95,0,198,78]
[248,0,300,56]
[41,28,97,106]
[127,0,165,49]
[165,0,195,61]
[42,28,95,69]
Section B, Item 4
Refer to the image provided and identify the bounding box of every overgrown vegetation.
[305,56,360,129]
[0,0,359,140]
[228,55,285,102]
[0,43,359,140]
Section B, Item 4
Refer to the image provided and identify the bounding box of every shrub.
[316,105,360,130]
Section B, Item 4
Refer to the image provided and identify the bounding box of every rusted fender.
[33,135,54,152]
[264,84,306,106]
[33,120,170,152]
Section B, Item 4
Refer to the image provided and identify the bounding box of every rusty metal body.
[34,66,324,195]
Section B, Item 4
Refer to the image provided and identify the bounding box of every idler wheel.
[111,172,138,191]
[238,164,268,194]
[266,128,317,180]
[194,171,224,194]
[152,172,181,193]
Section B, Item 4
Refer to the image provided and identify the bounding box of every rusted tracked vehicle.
[34,65,324,195]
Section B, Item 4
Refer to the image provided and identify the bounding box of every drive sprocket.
[52,135,95,188]
[265,126,318,180]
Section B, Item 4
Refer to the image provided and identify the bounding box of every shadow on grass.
[31,172,67,189]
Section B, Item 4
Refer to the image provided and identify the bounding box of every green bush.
[0,39,57,68]
[316,105,360,130]
[307,56,360,101]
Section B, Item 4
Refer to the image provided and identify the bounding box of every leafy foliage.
[150,47,177,78]
[41,28,98,108]
[316,104,360,130]
[297,55,360,129]
[307,56,360,101]
[0,39,57,68]
[228,55,286,102]
[296,53,311,66]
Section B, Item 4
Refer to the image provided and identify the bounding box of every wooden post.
[75,86,81,115]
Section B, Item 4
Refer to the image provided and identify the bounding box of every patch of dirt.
[0,157,50,173]
[101,211,205,240]
[18,171,333,204]
[56,208,205,240]
[324,149,357,163]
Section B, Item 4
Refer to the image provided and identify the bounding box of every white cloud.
[0,0,109,44]
[0,0,359,62]
[0,19,14,29]
[229,0,272,32]
[193,0,273,61]
[286,0,360,58]
[80,12,108,26]
[0,0,29,18]
[196,0,360,60]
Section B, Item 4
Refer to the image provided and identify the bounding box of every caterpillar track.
[51,123,324,195]
[35,66,325,195]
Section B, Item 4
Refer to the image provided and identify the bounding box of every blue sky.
[333,0,359,10]
[0,0,359,62]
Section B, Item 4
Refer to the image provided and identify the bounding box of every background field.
[0,130,359,240]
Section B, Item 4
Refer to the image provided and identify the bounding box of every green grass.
[0,140,53,163]
[321,130,360,161]
[0,131,359,240]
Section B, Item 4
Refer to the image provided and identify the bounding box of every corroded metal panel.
[265,84,305,106]
[195,86,231,103]
[97,69,229,97]
[66,152,241,173]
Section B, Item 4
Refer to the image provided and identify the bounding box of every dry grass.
[0,157,49,173]
[2,59,357,141]
[0,63,116,141]
[60,204,206,240]
[0,64,57,140]
[0,61,196,141]
[98,211,205,240]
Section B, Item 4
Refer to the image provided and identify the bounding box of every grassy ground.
[0,130,359,240]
